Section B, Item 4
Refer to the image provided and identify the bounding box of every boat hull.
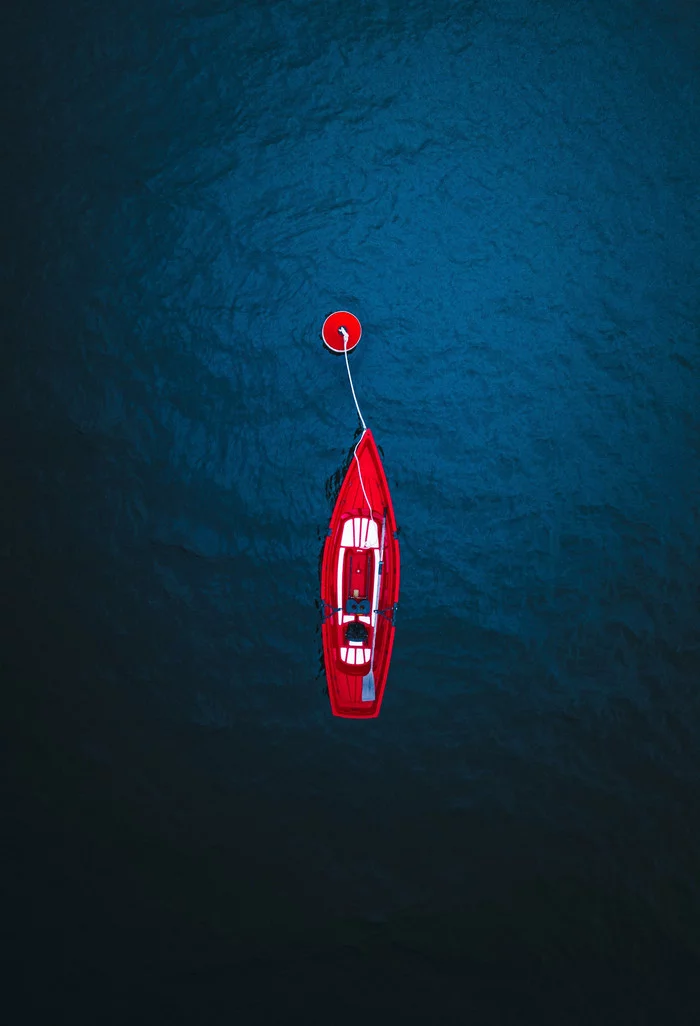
[321,430,400,718]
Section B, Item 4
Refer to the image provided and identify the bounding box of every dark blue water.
[4,0,700,1021]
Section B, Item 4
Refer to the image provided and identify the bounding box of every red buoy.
[322,311,362,353]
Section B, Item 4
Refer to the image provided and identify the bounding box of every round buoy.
[322,311,362,353]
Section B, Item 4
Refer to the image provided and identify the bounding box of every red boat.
[321,429,400,718]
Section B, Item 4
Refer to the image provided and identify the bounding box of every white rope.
[342,328,367,432]
[341,326,372,547]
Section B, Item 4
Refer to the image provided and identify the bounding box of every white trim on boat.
[370,544,380,633]
[336,547,346,624]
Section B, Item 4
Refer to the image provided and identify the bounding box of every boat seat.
[345,621,369,644]
[340,517,379,549]
[345,598,370,615]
